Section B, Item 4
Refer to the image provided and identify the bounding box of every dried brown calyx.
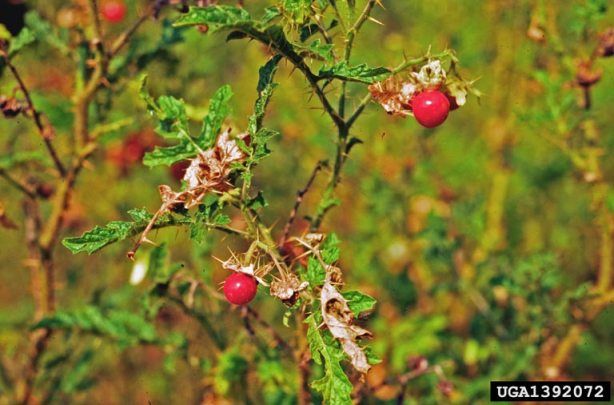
[0,95,29,118]
[369,59,474,117]
[128,129,249,259]
[576,61,602,87]
[218,253,271,285]
[270,273,309,306]
[597,27,613,57]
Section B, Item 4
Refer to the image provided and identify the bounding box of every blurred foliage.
[0,0,612,404]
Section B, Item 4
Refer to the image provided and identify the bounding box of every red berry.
[170,160,190,182]
[101,1,126,23]
[411,90,450,128]
[223,273,258,305]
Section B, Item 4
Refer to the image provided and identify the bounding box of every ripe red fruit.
[223,273,258,305]
[101,1,126,23]
[411,90,451,128]
[170,160,190,183]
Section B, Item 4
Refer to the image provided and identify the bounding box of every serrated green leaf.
[157,95,188,136]
[301,39,334,62]
[127,208,153,223]
[24,11,69,55]
[248,55,282,136]
[33,306,157,346]
[319,61,390,83]
[199,85,233,148]
[280,0,313,25]
[143,141,196,167]
[0,151,48,170]
[306,256,326,287]
[60,349,95,394]
[213,213,231,225]
[261,7,282,24]
[321,233,340,264]
[174,5,253,31]
[342,291,376,316]
[306,314,352,404]
[62,211,187,254]
[0,24,10,40]
[148,243,170,283]
[8,27,35,56]
[215,348,248,395]
[139,75,189,139]
[61,221,135,255]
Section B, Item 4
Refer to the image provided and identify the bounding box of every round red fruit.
[411,90,450,128]
[101,1,126,23]
[223,273,257,305]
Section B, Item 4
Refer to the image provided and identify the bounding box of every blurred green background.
[1,0,612,403]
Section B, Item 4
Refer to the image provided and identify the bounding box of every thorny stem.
[245,306,293,355]
[0,170,36,198]
[281,160,327,244]
[347,50,454,128]
[1,52,66,177]
[537,9,612,377]
[13,10,156,403]
[240,29,344,129]
[310,50,455,230]
[169,296,225,351]
[339,0,378,118]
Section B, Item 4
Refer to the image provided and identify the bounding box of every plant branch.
[245,306,293,355]
[281,160,327,244]
[339,0,377,118]
[0,170,36,198]
[109,10,153,57]
[241,29,344,129]
[347,50,453,128]
[1,52,66,177]
[169,296,225,351]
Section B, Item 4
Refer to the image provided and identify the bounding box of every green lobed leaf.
[0,151,48,170]
[33,306,157,346]
[60,349,96,394]
[305,39,334,62]
[319,61,390,83]
[0,24,10,40]
[261,7,282,24]
[280,0,313,25]
[199,84,233,148]
[139,75,189,140]
[127,207,154,223]
[306,314,353,404]
[148,243,171,283]
[24,11,70,55]
[252,128,279,160]
[62,211,187,254]
[8,27,35,56]
[247,56,282,161]
[62,221,136,255]
[306,256,326,287]
[321,233,340,264]
[189,195,227,243]
[143,141,196,167]
[342,291,376,316]
[174,5,253,31]
[214,348,248,395]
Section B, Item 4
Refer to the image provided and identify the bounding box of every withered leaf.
[320,278,372,373]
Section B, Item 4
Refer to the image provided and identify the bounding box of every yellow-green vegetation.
[0,1,612,404]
